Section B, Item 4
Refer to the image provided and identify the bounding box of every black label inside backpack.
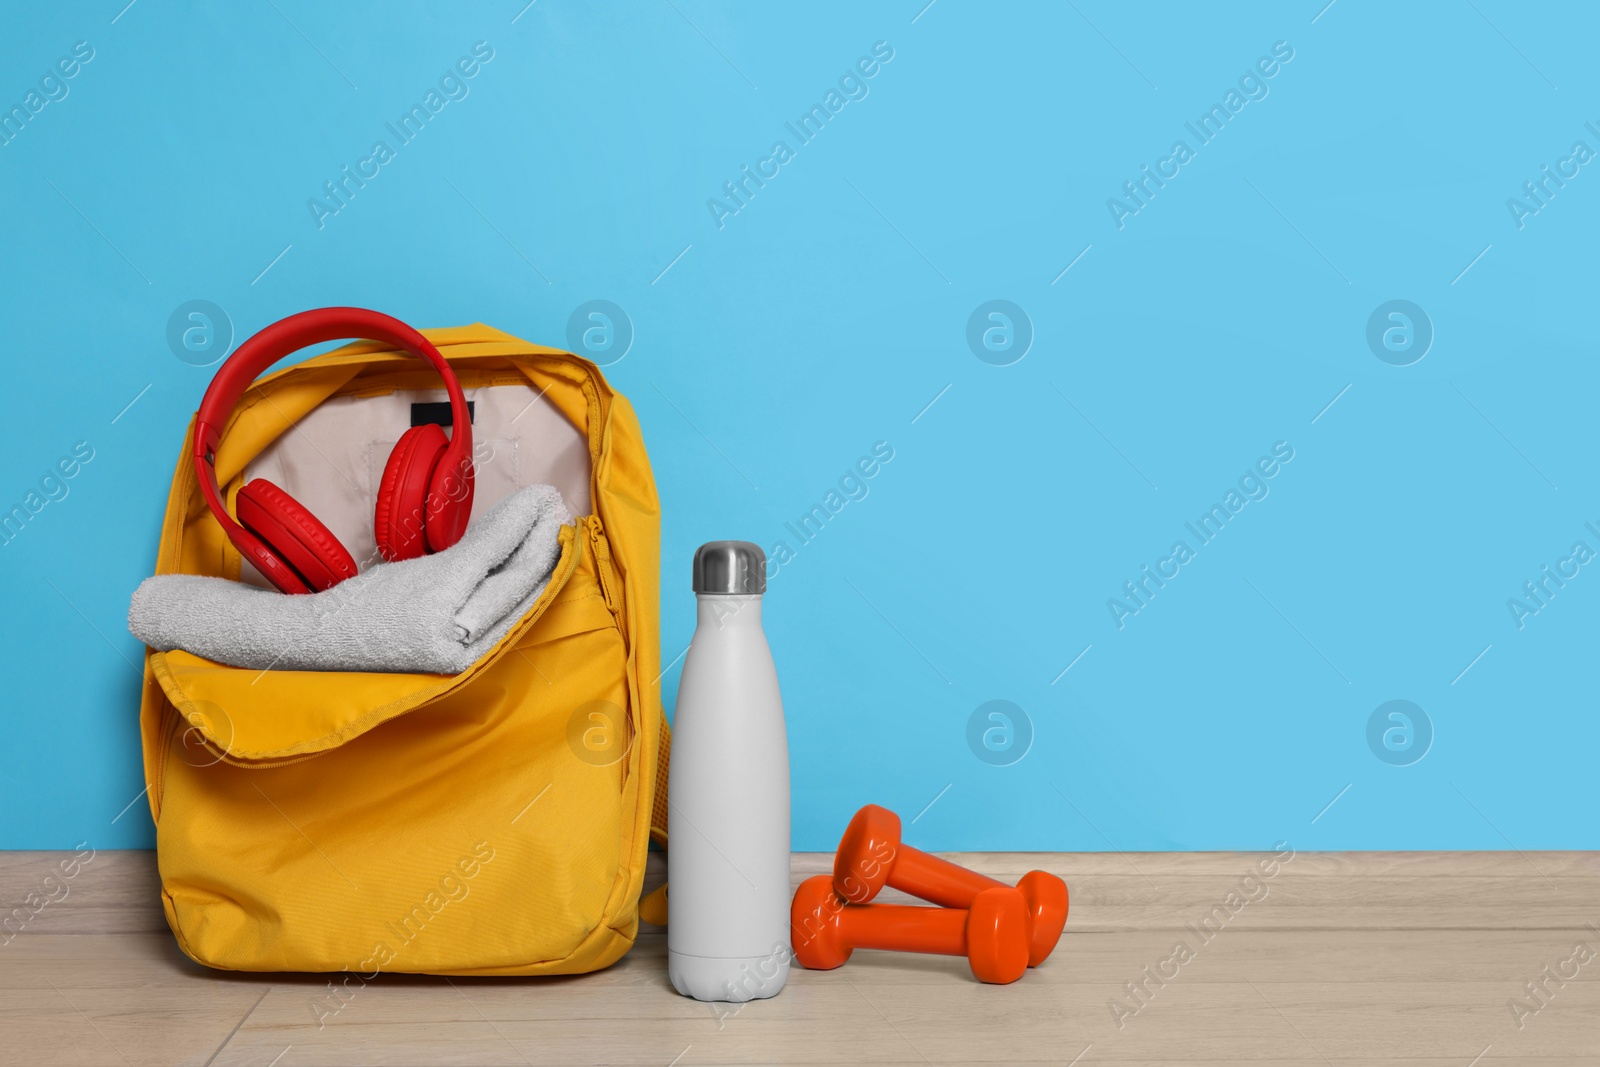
[411,401,474,428]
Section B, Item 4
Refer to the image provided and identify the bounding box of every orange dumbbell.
[790,875,1029,984]
[833,803,1067,967]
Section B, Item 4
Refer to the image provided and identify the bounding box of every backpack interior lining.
[239,382,590,587]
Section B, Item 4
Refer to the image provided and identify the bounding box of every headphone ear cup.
[236,479,360,592]
[423,441,475,554]
[375,423,449,562]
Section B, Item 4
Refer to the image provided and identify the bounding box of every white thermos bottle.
[668,541,791,1002]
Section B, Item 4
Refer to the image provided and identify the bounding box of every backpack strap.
[651,715,670,846]
[637,716,670,925]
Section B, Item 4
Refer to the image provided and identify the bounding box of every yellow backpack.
[136,323,669,976]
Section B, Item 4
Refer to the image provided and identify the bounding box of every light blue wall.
[2,1,1594,851]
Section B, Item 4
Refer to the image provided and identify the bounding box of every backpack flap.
[147,520,586,767]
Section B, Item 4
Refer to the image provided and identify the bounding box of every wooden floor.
[1,850,1596,1066]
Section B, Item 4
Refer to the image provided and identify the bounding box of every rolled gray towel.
[129,484,571,674]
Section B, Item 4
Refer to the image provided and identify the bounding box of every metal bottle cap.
[692,541,767,595]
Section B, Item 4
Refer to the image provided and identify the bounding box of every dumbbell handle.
[837,900,971,957]
[887,848,1005,908]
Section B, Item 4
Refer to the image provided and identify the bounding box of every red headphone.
[193,307,476,594]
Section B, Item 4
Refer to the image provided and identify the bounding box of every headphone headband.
[195,307,469,451]
[192,307,475,584]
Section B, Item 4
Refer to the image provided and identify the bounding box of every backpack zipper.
[587,516,627,642]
